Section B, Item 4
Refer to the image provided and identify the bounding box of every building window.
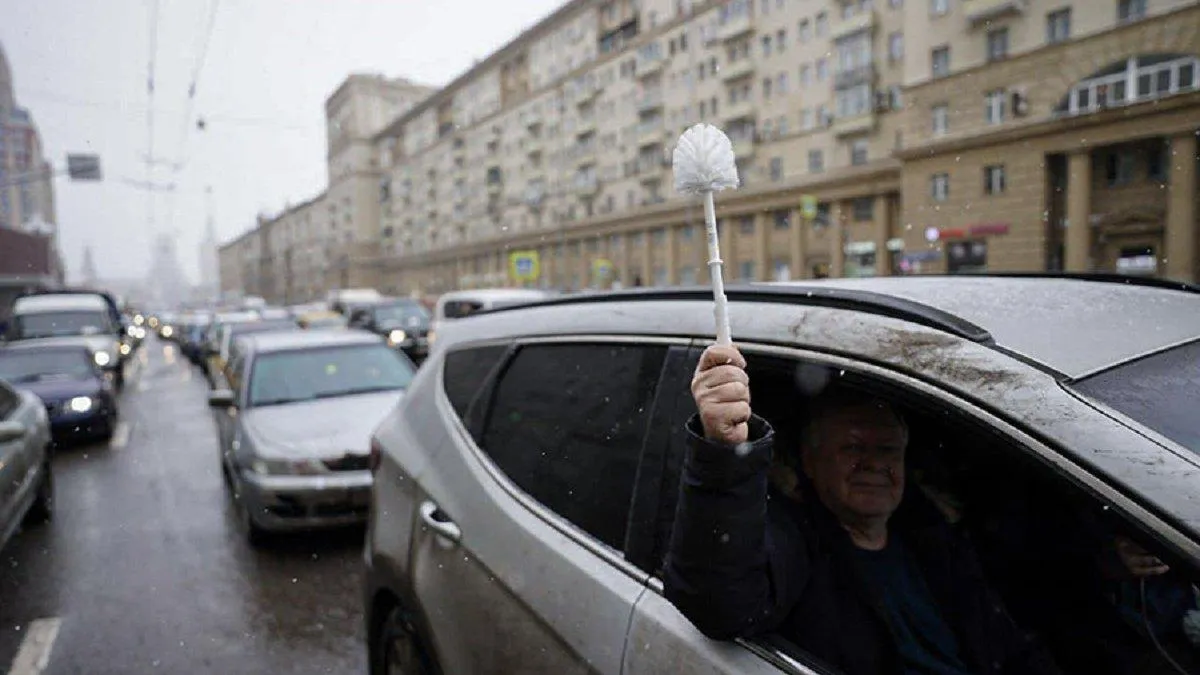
[770,157,784,181]
[798,19,811,43]
[931,172,950,201]
[1118,0,1146,22]
[800,64,812,86]
[1106,151,1136,186]
[850,139,869,165]
[773,209,791,229]
[836,84,872,118]
[985,89,1006,124]
[1046,8,1071,44]
[1147,143,1167,182]
[763,77,774,98]
[739,216,755,234]
[983,165,1006,195]
[762,34,773,56]
[930,0,949,16]
[852,196,875,221]
[888,32,904,63]
[777,29,787,51]
[947,240,988,273]
[931,46,950,78]
[986,28,1009,62]
[1062,55,1199,116]
[739,260,756,280]
[815,12,828,36]
[680,266,697,284]
[808,149,825,173]
[816,58,829,81]
[777,72,789,94]
[890,0,903,7]
[932,104,949,135]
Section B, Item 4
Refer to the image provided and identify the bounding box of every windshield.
[374,303,429,326]
[0,349,95,383]
[248,344,413,407]
[14,311,111,338]
[1072,340,1200,456]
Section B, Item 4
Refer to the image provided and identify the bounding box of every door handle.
[419,501,462,543]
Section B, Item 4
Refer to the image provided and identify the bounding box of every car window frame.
[640,337,1200,674]
[440,334,690,582]
[0,379,19,419]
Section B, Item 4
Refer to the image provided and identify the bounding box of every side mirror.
[208,390,236,408]
[0,420,27,443]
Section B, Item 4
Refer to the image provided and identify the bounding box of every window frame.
[445,335,690,576]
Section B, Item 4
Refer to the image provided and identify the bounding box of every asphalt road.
[0,339,367,675]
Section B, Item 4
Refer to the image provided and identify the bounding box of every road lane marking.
[163,344,176,365]
[109,421,131,449]
[6,617,62,675]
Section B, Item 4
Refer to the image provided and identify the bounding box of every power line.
[16,88,315,131]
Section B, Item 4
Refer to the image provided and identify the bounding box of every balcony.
[834,64,877,91]
[830,9,876,41]
[576,116,597,136]
[573,143,597,167]
[720,59,755,82]
[636,55,667,78]
[962,0,1028,26]
[573,176,600,196]
[636,121,666,148]
[525,137,543,155]
[575,82,602,105]
[831,112,876,137]
[729,136,756,160]
[716,13,754,41]
[722,99,756,123]
[637,91,664,113]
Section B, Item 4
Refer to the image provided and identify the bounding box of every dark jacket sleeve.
[662,414,807,640]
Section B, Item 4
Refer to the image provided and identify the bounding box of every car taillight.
[368,437,383,474]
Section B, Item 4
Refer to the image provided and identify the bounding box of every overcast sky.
[0,0,563,284]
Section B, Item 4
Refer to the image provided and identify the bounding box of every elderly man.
[664,345,1060,675]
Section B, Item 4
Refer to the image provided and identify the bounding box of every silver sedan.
[208,330,414,545]
[0,378,53,552]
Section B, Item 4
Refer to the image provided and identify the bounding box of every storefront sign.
[508,250,541,281]
[969,222,1010,236]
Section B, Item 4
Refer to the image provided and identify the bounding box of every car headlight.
[127,325,138,336]
[161,325,174,338]
[119,343,132,356]
[387,329,407,346]
[94,351,112,367]
[250,458,325,475]
[68,396,94,413]
[134,327,146,339]
[134,314,145,326]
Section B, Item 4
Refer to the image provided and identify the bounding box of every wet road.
[1,340,367,674]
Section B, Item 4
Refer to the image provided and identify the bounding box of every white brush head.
[672,123,740,196]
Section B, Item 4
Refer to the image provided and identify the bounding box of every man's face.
[802,402,907,524]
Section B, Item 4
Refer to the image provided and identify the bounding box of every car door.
[215,352,247,469]
[0,383,45,544]
[408,337,674,674]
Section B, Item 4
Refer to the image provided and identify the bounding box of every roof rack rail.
[479,284,994,343]
[954,272,1200,293]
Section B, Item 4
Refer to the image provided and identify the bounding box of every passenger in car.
[664,345,1060,675]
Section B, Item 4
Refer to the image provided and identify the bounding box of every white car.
[0,378,53,552]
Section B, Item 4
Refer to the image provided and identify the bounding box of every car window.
[0,349,94,383]
[478,342,667,552]
[442,299,484,319]
[247,344,414,407]
[14,310,111,338]
[1071,339,1200,456]
[443,345,508,421]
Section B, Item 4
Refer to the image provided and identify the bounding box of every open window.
[649,346,1200,675]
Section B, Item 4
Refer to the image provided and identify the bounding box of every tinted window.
[479,343,667,550]
[248,344,414,407]
[443,300,484,319]
[1073,340,1200,455]
[14,310,111,338]
[0,349,94,383]
[373,302,429,326]
[443,345,508,420]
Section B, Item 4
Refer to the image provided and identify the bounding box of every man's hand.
[1115,535,1170,577]
[692,345,751,446]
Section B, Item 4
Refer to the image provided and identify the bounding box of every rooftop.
[242,328,384,353]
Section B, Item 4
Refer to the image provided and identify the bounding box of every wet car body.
[0,379,53,552]
[208,330,413,544]
[0,341,118,441]
[5,293,126,391]
[363,275,1200,675]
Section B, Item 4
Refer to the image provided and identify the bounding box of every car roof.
[437,288,551,303]
[240,328,383,354]
[456,275,1200,380]
[13,293,110,313]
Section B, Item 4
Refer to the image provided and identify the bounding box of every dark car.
[0,341,119,441]
[347,299,432,364]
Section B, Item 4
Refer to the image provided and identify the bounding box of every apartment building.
[222,0,1200,302]
[219,74,434,303]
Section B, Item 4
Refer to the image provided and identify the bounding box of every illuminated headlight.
[161,325,174,338]
[126,325,139,336]
[119,343,132,356]
[134,327,146,339]
[387,329,407,346]
[68,396,94,413]
[134,314,145,326]
[94,351,112,367]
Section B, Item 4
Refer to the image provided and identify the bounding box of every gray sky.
[0,0,563,284]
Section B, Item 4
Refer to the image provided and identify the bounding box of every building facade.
[218,75,434,304]
[222,0,1200,302]
[0,42,60,279]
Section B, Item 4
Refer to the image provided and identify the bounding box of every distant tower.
[81,244,98,286]
[198,186,219,301]
[147,230,187,308]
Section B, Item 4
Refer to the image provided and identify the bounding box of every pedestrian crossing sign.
[509,250,541,282]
